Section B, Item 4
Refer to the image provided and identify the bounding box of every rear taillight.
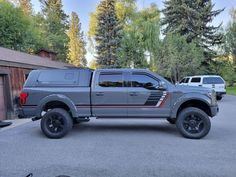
[20,92,28,105]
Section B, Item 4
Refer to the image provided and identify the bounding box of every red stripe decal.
[77,106,160,108]
[158,93,169,108]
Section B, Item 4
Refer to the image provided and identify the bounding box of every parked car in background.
[179,75,226,100]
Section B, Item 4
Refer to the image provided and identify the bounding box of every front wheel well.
[177,100,211,118]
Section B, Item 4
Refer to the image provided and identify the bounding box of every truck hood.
[175,85,212,93]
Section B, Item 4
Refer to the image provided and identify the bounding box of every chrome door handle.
[130,92,138,96]
[96,92,104,96]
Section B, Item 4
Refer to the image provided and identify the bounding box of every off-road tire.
[176,107,211,139]
[41,108,73,139]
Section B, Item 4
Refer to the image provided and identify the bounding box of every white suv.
[179,75,226,100]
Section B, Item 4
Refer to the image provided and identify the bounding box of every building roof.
[0,47,72,69]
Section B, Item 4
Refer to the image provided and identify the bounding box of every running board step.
[74,117,90,123]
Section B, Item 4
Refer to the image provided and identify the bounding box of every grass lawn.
[227,87,236,96]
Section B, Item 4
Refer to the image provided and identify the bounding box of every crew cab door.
[127,72,170,117]
[92,71,127,117]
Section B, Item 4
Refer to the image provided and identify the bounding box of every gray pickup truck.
[19,68,219,139]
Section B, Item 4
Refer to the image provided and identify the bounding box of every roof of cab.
[34,67,93,72]
[184,75,222,78]
[96,68,149,72]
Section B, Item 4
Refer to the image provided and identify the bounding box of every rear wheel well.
[177,100,211,118]
[43,101,71,115]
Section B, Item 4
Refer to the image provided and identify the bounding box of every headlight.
[206,90,216,104]
[207,91,212,97]
[210,90,217,105]
[207,90,213,97]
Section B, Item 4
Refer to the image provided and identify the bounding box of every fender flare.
[35,94,78,118]
[170,93,212,118]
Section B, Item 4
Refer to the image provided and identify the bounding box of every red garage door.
[0,76,6,120]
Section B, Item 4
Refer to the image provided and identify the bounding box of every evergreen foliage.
[88,0,136,66]
[162,0,224,60]
[40,0,69,61]
[223,9,236,86]
[1,0,235,80]
[67,12,87,67]
[225,9,236,65]
[19,0,32,15]
[95,0,123,68]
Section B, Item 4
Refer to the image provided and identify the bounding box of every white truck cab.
[179,75,226,100]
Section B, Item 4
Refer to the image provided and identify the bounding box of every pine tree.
[226,9,236,65]
[67,12,87,67]
[40,0,68,61]
[19,0,32,15]
[95,0,123,68]
[162,0,224,60]
[80,32,87,67]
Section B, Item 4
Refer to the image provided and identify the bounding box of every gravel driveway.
[0,95,236,177]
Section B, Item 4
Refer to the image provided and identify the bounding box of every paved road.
[1,95,236,177]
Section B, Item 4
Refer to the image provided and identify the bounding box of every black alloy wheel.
[176,107,211,139]
[46,113,65,133]
[41,108,73,139]
[182,114,204,134]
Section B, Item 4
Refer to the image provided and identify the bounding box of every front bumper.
[210,105,219,117]
[216,92,226,97]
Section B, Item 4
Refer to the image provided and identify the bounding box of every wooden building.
[0,47,72,120]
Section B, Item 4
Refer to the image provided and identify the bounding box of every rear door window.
[191,77,201,83]
[203,77,224,84]
[99,73,124,87]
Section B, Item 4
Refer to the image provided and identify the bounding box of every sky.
[31,0,236,63]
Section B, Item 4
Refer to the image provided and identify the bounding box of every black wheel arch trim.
[35,94,78,118]
[170,93,212,119]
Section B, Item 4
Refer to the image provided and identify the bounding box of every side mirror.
[156,81,167,91]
